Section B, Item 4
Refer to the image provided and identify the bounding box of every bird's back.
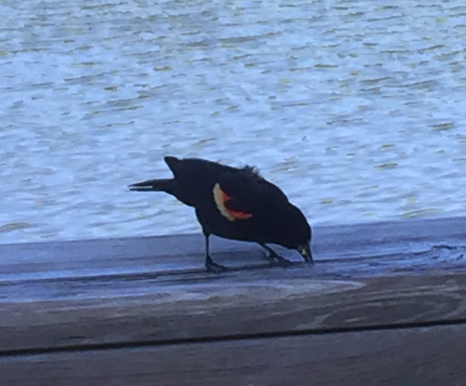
[165,156,289,210]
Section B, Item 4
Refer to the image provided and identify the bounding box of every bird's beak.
[297,244,314,266]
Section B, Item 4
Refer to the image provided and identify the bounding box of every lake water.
[1,0,465,244]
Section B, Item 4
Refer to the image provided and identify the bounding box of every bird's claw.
[205,256,227,273]
[206,262,227,273]
[267,253,293,267]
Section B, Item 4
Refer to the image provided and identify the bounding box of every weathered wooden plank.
[0,217,465,352]
[1,324,465,386]
[1,216,465,282]
[1,270,466,353]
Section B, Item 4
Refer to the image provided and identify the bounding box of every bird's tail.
[128,178,176,193]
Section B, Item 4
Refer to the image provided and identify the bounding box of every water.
[1,0,465,244]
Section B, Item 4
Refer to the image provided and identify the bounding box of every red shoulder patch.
[213,183,253,221]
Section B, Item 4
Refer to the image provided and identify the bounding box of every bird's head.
[281,204,313,266]
[296,242,313,266]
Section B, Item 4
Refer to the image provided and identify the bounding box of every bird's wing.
[213,173,289,222]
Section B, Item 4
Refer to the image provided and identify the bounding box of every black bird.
[129,156,313,272]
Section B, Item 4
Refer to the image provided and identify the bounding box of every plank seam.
[2,317,466,358]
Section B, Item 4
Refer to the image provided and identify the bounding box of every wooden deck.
[1,216,465,385]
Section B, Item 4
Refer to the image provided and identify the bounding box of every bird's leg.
[258,243,293,266]
[204,233,226,273]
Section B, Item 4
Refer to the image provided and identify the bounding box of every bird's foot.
[267,253,293,267]
[205,256,227,273]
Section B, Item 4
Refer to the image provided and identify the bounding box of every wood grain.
[0,217,465,353]
[1,324,465,386]
[1,217,465,383]
[1,271,466,353]
[1,216,465,282]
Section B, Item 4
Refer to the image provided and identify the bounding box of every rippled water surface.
[1,0,465,244]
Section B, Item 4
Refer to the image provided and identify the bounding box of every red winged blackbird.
[129,156,312,272]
